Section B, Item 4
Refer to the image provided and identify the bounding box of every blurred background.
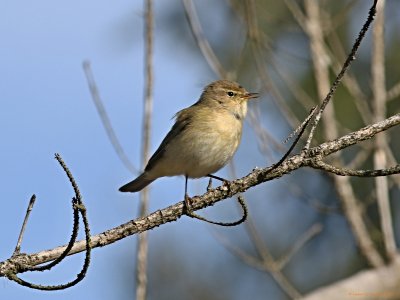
[1,0,399,299]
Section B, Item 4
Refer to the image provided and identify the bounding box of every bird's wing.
[144,106,193,172]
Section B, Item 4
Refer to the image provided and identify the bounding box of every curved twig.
[186,195,248,226]
[1,113,398,279]
[5,154,92,291]
[308,159,400,177]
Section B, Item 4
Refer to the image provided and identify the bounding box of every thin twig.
[82,61,137,174]
[186,194,248,226]
[304,0,383,268]
[277,223,323,269]
[309,160,400,177]
[272,107,316,171]
[304,0,378,150]
[327,29,372,124]
[244,0,301,129]
[7,154,92,290]
[12,195,37,256]
[182,0,228,78]
[214,226,302,299]
[1,114,399,279]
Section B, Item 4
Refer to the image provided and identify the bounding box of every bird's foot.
[184,193,194,214]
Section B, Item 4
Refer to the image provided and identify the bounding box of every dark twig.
[12,195,37,256]
[27,197,80,272]
[284,106,317,144]
[308,160,400,177]
[6,154,91,290]
[1,114,399,279]
[186,195,248,226]
[7,198,91,291]
[270,107,317,173]
[304,0,378,149]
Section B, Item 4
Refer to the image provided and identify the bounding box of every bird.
[119,80,258,209]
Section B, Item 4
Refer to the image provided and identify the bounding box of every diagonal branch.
[182,0,227,78]
[83,61,137,174]
[1,113,398,278]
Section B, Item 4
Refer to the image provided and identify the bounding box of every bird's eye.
[227,91,235,97]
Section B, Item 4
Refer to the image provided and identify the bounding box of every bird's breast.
[181,109,243,177]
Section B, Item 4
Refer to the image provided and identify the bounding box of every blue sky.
[0,1,275,299]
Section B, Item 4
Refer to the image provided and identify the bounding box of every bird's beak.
[243,92,259,100]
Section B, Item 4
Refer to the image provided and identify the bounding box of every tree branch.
[1,113,398,278]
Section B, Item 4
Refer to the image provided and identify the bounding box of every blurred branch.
[287,180,340,214]
[276,223,322,269]
[227,163,302,299]
[327,29,372,124]
[371,0,397,261]
[304,0,378,149]
[182,0,228,78]
[1,113,398,278]
[387,81,400,102]
[136,1,154,299]
[304,0,383,268]
[301,256,400,300]
[215,223,303,299]
[83,61,137,174]
[244,0,301,129]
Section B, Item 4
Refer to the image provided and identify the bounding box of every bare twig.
[1,114,399,280]
[83,61,137,174]
[6,154,92,291]
[327,30,372,124]
[182,0,228,79]
[304,0,378,149]
[244,0,301,129]
[277,223,323,269]
[304,0,383,268]
[308,160,400,177]
[215,225,303,299]
[187,194,248,226]
[12,195,37,256]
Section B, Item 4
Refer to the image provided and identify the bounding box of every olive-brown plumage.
[119,80,258,193]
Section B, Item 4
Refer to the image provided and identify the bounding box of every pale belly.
[149,115,242,178]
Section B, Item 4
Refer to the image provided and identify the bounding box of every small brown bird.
[119,80,258,207]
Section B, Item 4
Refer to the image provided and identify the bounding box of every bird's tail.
[119,173,155,192]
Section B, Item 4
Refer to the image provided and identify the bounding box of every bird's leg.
[207,174,227,182]
[184,175,193,213]
[207,174,231,192]
[207,177,213,191]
